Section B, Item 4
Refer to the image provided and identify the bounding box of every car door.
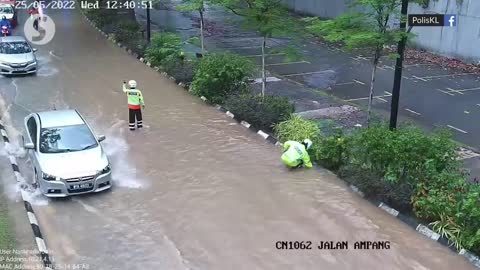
[24,114,40,179]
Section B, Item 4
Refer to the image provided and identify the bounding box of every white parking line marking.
[446,87,465,95]
[245,53,285,57]
[336,82,355,86]
[447,125,468,134]
[412,75,428,81]
[252,77,282,83]
[446,87,480,93]
[405,108,421,115]
[225,46,271,49]
[416,72,475,80]
[344,95,391,102]
[263,61,311,66]
[353,79,366,85]
[376,97,388,102]
[282,70,334,77]
[437,89,455,96]
[404,63,435,67]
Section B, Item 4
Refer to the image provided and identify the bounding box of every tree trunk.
[366,49,381,126]
[200,10,205,54]
[261,35,267,99]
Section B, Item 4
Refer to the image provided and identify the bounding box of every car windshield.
[0,6,13,14]
[39,124,98,154]
[0,42,32,54]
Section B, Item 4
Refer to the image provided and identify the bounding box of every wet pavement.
[135,0,480,179]
[0,6,477,270]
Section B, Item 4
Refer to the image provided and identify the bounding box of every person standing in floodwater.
[122,80,145,130]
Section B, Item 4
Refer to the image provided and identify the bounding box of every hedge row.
[273,115,480,254]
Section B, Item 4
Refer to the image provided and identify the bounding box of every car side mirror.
[33,48,37,52]
[97,135,106,142]
[24,142,34,150]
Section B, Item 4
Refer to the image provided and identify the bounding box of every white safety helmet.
[303,139,312,150]
[128,80,137,88]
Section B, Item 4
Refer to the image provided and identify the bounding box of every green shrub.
[190,53,254,104]
[313,128,347,171]
[346,124,459,184]
[145,32,182,70]
[112,22,141,44]
[412,168,480,251]
[274,114,321,145]
[224,93,294,132]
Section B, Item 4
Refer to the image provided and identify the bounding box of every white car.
[23,109,112,197]
[0,36,38,75]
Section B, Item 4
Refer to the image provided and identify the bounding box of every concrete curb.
[82,12,480,268]
[0,122,54,270]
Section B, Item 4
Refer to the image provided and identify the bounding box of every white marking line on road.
[8,155,16,166]
[344,95,391,102]
[383,65,395,70]
[353,79,366,85]
[416,72,475,80]
[404,63,435,67]
[225,46,271,49]
[263,61,311,66]
[226,111,234,118]
[282,70,334,77]
[27,212,38,226]
[412,75,428,82]
[378,202,399,217]
[245,53,285,57]
[405,108,421,115]
[240,121,251,128]
[447,125,468,134]
[446,87,465,95]
[252,77,282,83]
[377,66,386,71]
[465,111,470,114]
[376,97,388,102]
[446,87,480,93]
[437,89,455,96]
[384,91,392,95]
[336,82,355,86]
[257,130,269,139]
[35,237,48,254]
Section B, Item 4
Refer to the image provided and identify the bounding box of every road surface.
[0,7,476,270]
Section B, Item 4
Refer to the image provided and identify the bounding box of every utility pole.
[389,0,409,130]
[146,5,151,43]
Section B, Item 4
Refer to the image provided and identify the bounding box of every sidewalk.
[134,1,480,179]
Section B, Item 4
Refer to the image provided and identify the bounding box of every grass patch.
[0,193,15,250]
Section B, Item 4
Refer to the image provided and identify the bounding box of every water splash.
[36,55,59,77]
[102,121,148,189]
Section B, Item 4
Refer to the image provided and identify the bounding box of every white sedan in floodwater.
[23,109,112,197]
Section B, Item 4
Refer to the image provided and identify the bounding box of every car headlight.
[99,164,111,175]
[42,173,57,181]
[26,60,36,65]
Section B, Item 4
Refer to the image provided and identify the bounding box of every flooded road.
[0,8,477,270]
